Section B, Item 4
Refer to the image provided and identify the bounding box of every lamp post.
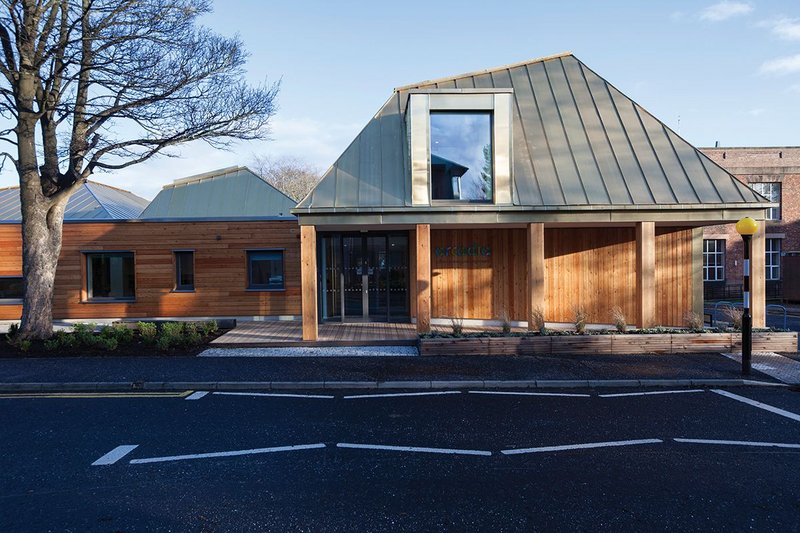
[735,217,758,376]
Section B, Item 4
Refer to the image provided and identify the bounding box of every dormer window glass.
[430,111,493,202]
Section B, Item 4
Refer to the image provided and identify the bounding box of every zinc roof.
[139,166,296,220]
[0,181,149,222]
[296,53,766,212]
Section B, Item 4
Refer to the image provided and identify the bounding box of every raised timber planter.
[418,331,798,356]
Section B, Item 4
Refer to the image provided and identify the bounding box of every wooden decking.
[211,320,420,347]
[211,320,531,347]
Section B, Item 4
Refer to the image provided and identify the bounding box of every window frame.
[173,249,195,292]
[766,238,781,281]
[246,249,285,291]
[703,239,726,282]
[429,110,495,204]
[84,251,136,302]
[0,275,23,304]
[750,182,781,220]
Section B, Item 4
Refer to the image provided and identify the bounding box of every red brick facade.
[700,147,800,302]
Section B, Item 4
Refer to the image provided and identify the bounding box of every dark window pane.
[175,251,195,290]
[0,277,23,299]
[430,112,493,201]
[87,253,135,299]
[248,250,284,289]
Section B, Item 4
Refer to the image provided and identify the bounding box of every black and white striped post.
[736,217,758,376]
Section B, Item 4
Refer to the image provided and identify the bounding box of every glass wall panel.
[86,252,135,300]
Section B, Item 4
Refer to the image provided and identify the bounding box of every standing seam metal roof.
[296,53,765,211]
[0,181,149,222]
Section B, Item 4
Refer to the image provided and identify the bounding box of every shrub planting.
[574,306,588,334]
[682,310,704,331]
[610,306,627,334]
[530,306,546,334]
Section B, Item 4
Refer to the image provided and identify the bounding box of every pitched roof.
[139,166,296,220]
[0,181,149,222]
[296,53,766,213]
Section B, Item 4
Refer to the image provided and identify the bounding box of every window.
[766,238,781,281]
[703,239,725,281]
[430,111,492,201]
[86,252,135,300]
[0,276,23,302]
[750,182,781,220]
[247,250,284,290]
[174,251,195,291]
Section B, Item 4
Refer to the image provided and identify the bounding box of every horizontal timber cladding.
[0,221,300,320]
[431,228,528,321]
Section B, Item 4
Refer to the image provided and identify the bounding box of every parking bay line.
[501,438,663,455]
[92,445,139,466]
[674,438,800,449]
[468,390,591,398]
[185,391,209,400]
[343,391,461,400]
[712,389,800,423]
[0,391,192,399]
[599,389,705,398]
[212,392,334,399]
[337,442,492,456]
[128,443,326,464]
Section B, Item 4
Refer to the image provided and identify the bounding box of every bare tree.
[0,0,279,338]
[252,155,321,201]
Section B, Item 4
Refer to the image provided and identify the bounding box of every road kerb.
[0,378,785,393]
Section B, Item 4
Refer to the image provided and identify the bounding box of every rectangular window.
[430,111,493,202]
[766,238,781,281]
[174,251,195,291]
[0,276,23,302]
[247,250,284,290]
[86,252,135,300]
[750,182,781,220]
[703,239,725,282]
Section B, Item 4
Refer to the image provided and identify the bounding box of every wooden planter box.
[418,331,798,356]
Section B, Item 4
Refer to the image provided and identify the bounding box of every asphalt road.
[2,386,800,532]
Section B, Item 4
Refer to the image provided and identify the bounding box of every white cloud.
[760,16,800,40]
[670,11,685,21]
[747,108,765,116]
[759,54,800,75]
[700,1,753,21]
[788,84,800,94]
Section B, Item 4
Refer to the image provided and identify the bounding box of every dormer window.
[408,90,512,206]
[430,111,493,202]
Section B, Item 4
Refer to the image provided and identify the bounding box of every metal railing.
[706,301,787,330]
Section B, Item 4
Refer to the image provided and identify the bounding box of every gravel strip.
[199,346,419,357]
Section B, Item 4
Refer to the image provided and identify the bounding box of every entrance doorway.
[319,232,409,322]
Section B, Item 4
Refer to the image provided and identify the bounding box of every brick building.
[699,146,800,302]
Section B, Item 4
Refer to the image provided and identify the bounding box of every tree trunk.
[18,180,66,339]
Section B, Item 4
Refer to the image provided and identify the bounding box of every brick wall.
[699,147,800,301]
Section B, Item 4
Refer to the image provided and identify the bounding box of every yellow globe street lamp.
[735,217,758,375]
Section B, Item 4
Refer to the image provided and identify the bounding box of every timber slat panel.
[612,334,672,354]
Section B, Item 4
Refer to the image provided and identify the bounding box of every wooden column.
[527,222,545,330]
[300,225,318,341]
[751,220,766,328]
[636,221,656,328]
[691,227,705,318]
[416,224,431,334]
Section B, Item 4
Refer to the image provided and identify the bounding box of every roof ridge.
[394,51,573,91]
[86,179,142,197]
[165,166,244,188]
[81,180,110,218]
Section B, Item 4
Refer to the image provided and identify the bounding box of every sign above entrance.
[434,243,492,258]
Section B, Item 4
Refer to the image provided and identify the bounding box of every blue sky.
[2,0,799,198]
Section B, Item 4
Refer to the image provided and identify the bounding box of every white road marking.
[212,391,334,399]
[501,438,663,455]
[468,390,591,398]
[712,389,800,423]
[92,445,139,466]
[342,391,461,400]
[129,443,326,464]
[674,438,800,449]
[599,389,705,398]
[185,391,209,400]
[336,442,491,456]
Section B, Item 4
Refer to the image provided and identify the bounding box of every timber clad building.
[0,53,776,335]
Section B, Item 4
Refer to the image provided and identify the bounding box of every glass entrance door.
[319,232,409,322]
